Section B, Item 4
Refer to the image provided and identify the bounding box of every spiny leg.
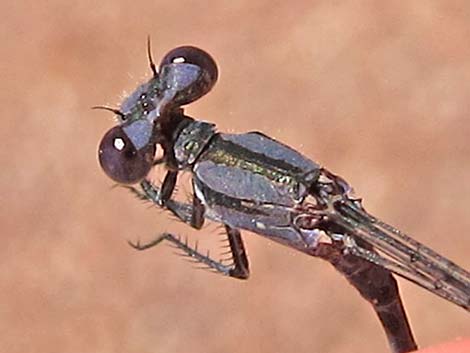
[136,179,201,226]
[129,174,180,209]
[128,179,193,223]
[128,180,250,279]
[129,233,236,276]
[129,229,249,280]
[225,225,249,279]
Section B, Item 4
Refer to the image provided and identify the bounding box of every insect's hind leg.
[128,233,235,277]
[127,180,250,279]
[128,229,250,280]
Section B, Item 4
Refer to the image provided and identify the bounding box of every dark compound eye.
[160,46,218,83]
[98,125,156,184]
[157,46,218,108]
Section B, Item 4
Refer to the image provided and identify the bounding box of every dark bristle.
[92,105,125,119]
[147,36,158,77]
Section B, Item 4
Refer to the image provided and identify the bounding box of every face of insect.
[98,119,156,184]
[97,45,218,184]
[157,46,218,109]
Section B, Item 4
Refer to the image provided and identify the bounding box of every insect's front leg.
[139,179,203,227]
[157,170,178,206]
[143,166,203,229]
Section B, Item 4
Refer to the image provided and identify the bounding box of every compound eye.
[98,126,155,184]
[158,46,218,107]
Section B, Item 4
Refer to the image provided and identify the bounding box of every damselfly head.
[98,119,156,184]
[97,44,218,184]
[157,46,218,108]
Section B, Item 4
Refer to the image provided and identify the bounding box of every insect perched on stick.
[96,40,470,353]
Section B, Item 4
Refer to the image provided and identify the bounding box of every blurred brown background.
[2,1,470,353]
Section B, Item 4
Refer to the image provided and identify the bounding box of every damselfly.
[96,41,469,353]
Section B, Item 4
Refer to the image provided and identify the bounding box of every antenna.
[147,36,158,77]
[92,105,126,119]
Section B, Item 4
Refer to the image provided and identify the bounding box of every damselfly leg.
[128,181,250,279]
